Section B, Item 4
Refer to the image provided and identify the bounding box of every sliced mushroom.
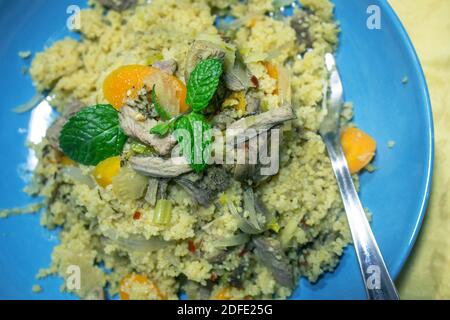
[119,106,176,156]
[252,237,294,288]
[185,40,226,82]
[130,156,192,178]
[46,100,85,151]
[98,0,137,12]
[152,59,178,76]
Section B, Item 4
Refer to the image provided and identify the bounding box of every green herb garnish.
[175,112,212,173]
[59,104,127,166]
[152,85,171,121]
[150,58,223,173]
[186,58,223,112]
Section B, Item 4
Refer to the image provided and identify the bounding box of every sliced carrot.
[103,65,188,114]
[214,287,231,300]
[144,70,188,115]
[263,61,279,81]
[263,61,280,95]
[341,127,377,174]
[93,156,121,188]
[103,65,155,110]
[119,273,166,300]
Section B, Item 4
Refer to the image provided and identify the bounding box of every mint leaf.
[59,104,127,166]
[150,122,171,136]
[152,85,171,121]
[175,112,212,173]
[186,58,223,112]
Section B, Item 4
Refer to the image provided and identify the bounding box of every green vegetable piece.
[153,199,173,226]
[59,104,127,166]
[175,112,212,173]
[150,123,171,136]
[131,141,153,155]
[152,85,171,121]
[186,58,223,112]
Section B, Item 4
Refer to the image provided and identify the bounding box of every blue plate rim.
[378,0,434,279]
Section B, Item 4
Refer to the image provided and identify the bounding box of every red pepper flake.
[251,76,259,88]
[133,211,142,220]
[188,240,196,253]
[238,248,247,257]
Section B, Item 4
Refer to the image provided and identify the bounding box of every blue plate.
[0,0,433,300]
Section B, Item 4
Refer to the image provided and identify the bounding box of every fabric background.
[389,0,450,300]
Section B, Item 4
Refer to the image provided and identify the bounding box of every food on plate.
[20,0,378,300]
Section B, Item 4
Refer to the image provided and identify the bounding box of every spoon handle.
[324,137,400,300]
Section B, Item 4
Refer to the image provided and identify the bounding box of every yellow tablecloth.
[389,0,450,300]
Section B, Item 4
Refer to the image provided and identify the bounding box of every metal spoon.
[319,53,400,300]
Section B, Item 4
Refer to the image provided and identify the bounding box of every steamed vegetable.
[61,167,96,188]
[144,68,188,115]
[112,167,148,201]
[119,274,166,300]
[103,65,188,114]
[152,85,171,120]
[59,104,127,166]
[103,65,155,110]
[153,199,173,226]
[341,127,377,174]
[212,233,250,248]
[93,156,121,188]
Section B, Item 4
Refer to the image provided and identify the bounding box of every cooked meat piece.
[175,166,232,207]
[46,100,85,151]
[229,264,246,289]
[233,127,281,183]
[223,54,255,91]
[245,91,261,114]
[228,104,296,144]
[157,179,169,200]
[98,0,137,12]
[252,237,294,288]
[152,59,178,75]
[130,156,192,178]
[185,40,226,82]
[144,178,159,206]
[119,106,176,156]
[233,141,257,182]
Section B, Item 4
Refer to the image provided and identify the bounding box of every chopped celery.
[131,141,154,155]
[153,199,173,226]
